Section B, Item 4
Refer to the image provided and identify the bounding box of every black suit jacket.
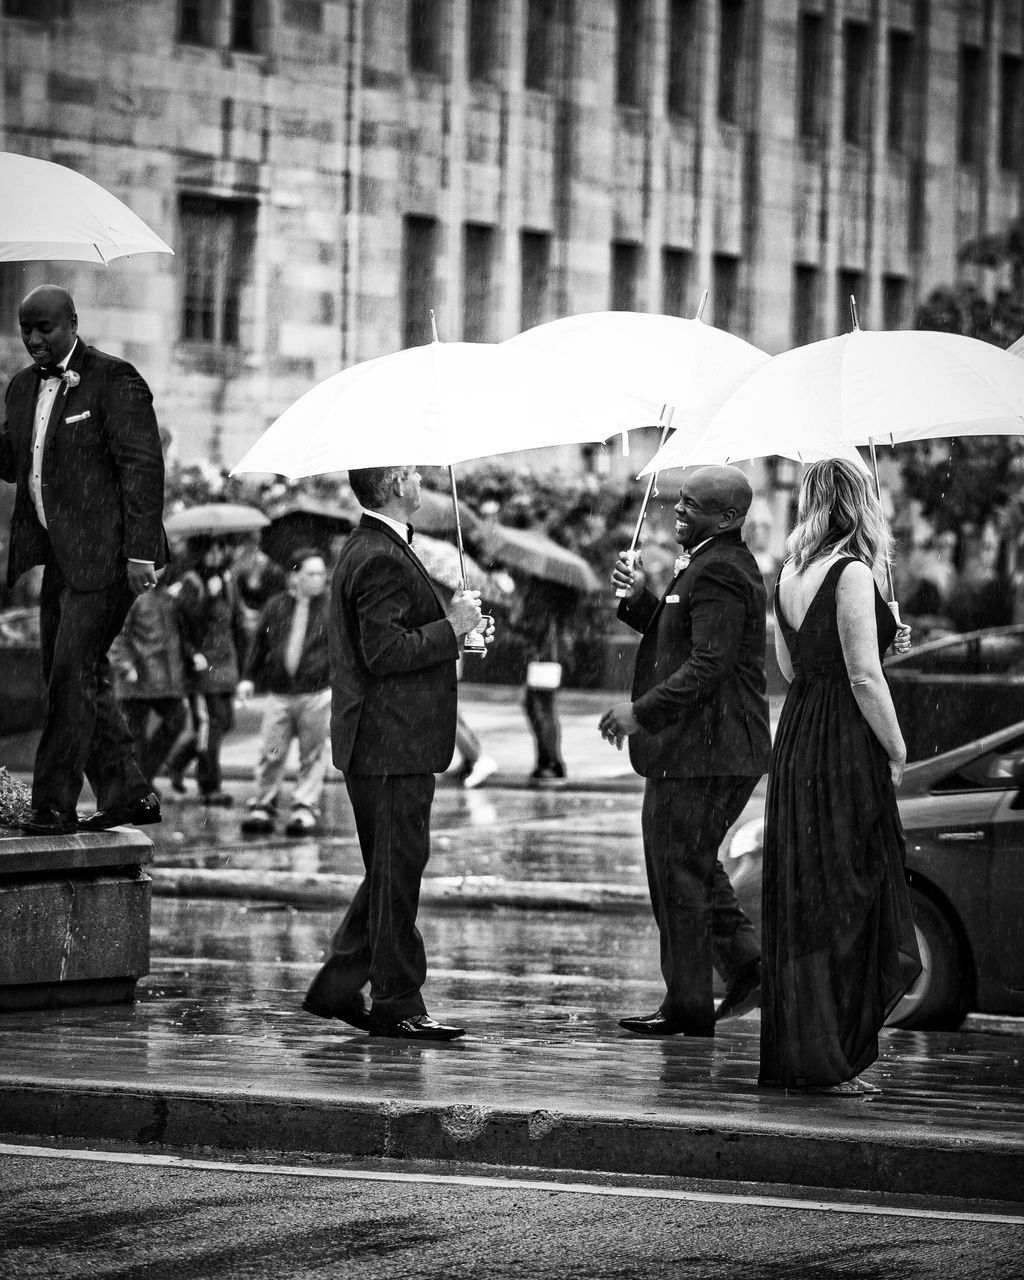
[618,529,772,779]
[330,514,460,775]
[0,340,166,590]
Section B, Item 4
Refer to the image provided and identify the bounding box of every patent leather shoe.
[373,1013,466,1041]
[20,807,78,836]
[618,1011,713,1037]
[715,959,761,1021]
[78,791,162,832]
[301,995,374,1033]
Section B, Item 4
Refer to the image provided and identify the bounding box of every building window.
[712,253,740,330]
[717,0,745,125]
[837,268,863,333]
[525,0,558,91]
[283,0,322,32]
[797,11,826,142]
[468,0,499,81]
[463,223,495,343]
[887,29,914,154]
[611,241,642,312]
[409,0,443,75]
[230,0,258,51]
[179,196,257,346]
[616,0,644,107]
[792,264,818,346]
[842,20,871,146]
[402,215,438,348]
[999,54,1023,172]
[662,247,692,317]
[667,0,698,117]
[882,274,909,330]
[178,0,218,45]
[958,45,984,166]
[520,230,551,331]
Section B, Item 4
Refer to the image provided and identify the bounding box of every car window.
[933,735,1024,792]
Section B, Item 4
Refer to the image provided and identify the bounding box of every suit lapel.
[360,515,448,615]
[40,341,87,467]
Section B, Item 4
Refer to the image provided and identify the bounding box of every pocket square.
[65,410,91,424]
[665,594,680,604]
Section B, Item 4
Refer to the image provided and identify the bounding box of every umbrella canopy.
[164,503,269,538]
[479,525,601,595]
[503,311,769,427]
[414,488,482,539]
[412,533,497,593]
[1009,333,1024,359]
[261,494,361,565]
[0,152,174,264]
[230,340,647,478]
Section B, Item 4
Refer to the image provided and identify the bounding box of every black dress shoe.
[373,1013,466,1041]
[301,995,373,1032]
[20,807,78,836]
[715,959,761,1022]
[78,791,162,832]
[618,1011,713,1037]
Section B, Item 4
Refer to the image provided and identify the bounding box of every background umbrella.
[0,152,174,263]
[412,532,501,594]
[260,494,361,566]
[478,525,601,595]
[164,503,269,538]
[414,488,482,540]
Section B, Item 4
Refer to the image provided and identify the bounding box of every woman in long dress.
[760,459,922,1095]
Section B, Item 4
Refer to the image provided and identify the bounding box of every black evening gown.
[759,557,922,1089]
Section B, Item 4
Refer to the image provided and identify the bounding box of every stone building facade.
[0,0,1021,477]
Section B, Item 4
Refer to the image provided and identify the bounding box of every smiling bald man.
[600,465,772,1037]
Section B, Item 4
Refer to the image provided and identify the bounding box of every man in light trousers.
[239,547,333,836]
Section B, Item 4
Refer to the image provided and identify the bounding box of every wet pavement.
[0,686,1022,1205]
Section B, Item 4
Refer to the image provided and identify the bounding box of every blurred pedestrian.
[166,534,248,805]
[601,465,771,1038]
[760,458,920,1095]
[303,465,488,1040]
[110,576,189,793]
[0,284,166,835]
[238,547,332,836]
[509,578,576,783]
[232,534,286,638]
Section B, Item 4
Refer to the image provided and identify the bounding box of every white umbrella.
[0,152,173,264]
[1004,332,1023,359]
[502,308,769,430]
[231,338,643,478]
[504,304,770,593]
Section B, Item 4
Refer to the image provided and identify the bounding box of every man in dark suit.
[303,465,486,1040]
[0,285,165,835]
[600,465,771,1036]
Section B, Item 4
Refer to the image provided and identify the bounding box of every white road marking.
[0,1143,1020,1226]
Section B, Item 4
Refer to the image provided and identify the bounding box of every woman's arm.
[836,561,907,785]
[773,610,794,684]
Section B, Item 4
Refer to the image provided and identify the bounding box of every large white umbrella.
[0,152,174,264]
[232,336,647,643]
[504,306,770,593]
[231,339,643,478]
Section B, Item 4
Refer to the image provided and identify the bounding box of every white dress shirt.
[30,340,77,528]
[366,510,412,543]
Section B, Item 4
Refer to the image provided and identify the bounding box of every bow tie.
[33,364,64,381]
[673,552,692,576]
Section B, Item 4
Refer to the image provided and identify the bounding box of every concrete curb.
[151,867,650,912]
[1,1078,1021,1202]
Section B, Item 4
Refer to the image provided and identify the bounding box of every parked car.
[725,721,1024,1030]
[886,623,1024,760]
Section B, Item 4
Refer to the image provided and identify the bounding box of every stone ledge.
[0,826,152,876]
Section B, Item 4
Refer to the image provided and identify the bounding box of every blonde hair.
[786,458,893,580]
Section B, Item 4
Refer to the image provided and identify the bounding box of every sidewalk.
[0,686,1022,1207]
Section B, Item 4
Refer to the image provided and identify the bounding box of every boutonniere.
[673,552,692,576]
[62,370,80,390]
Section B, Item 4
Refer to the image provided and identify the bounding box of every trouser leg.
[308,773,433,1022]
[290,689,331,811]
[252,693,294,807]
[196,692,234,794]
[641,775,760,1033]
[33,559,144,813]
[524,686,564,772]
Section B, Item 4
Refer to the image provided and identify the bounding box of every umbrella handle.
[615,405,675,598]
